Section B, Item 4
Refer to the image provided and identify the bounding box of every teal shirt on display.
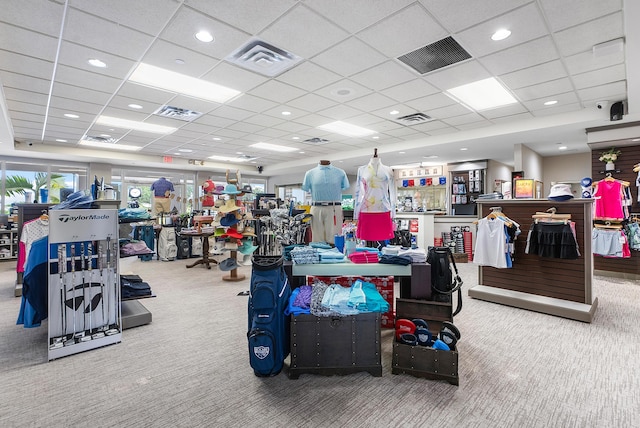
[302,164,349,202]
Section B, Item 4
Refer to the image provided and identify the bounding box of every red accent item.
[409,220,419,233]
[434,238,443,247]
[408,179,415,187]
[426,177,433,186]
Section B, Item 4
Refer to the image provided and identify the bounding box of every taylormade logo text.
[58,214,111,223]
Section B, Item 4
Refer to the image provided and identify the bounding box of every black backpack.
[426,247,463,316]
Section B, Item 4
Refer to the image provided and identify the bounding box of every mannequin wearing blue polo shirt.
[302,160,349,243]
[150,177,174,215]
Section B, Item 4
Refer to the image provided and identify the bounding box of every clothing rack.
[469,199,597,323]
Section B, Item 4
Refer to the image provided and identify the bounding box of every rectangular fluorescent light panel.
[96,115,177,134]
[317,121,377,138]
[446,77,517,111]
[78,139,142,151]
[250,142,297,152]
[208,155,253,162]
[129,63,241,104]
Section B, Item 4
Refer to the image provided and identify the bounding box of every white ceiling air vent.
[398,36,471,74]
[303,137,330,145]
[226,37,303,77]
[153,105,203,122]
[394,113,433,125]
[82,135,120,144]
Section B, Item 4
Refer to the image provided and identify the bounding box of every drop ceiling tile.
[277,61,342,93]
[140,40,220,77]
[243,114,286,128]
[538,0,622,32]
[348,93,397,112]
[480,37,558,76]
[564,50,624,75]
[572,64,626,90]
[479,103,529,119]
[69,0,179,36]
[0,26,58,62]
[227,121,264,134]
[577,81,626,102]
[513,78,574,101]
[350,61,418,91]
[428,103,473,120]
[159,8,248,61]
[2,88,48,105]
[202,62,268,94]
[271,121,310,134]
[522,91,580,110]
[5,100,46,116]
[54,65,122,94]
[287,93,337,113]
[319,80,374,102]
[490,112,534,124]
[253,127,289,139]
[380,79,440,102]
[49,97,103,116]
[553,12,624,57]
[316,104,363,121]
[530,102,582,117]
[423,0,531,32]
[0,72,51,95]
[63,8,154,60]
[369,104,418,121]
[455,3,548,58]
[425,60,491,91]
[442,113,486,126]
[205,105,255,122]
[261,106,308,120]
[306,0,414,33]
[499,60,567,90]
[406,92,456,112]
[311,37,387,77]
[0,51,53,82]
[192,114,235,129]
[187,0,296,34]
[248,80,307,104]
[259,4,349,58]
[115,82,176,106]
[2,1,65,35]
[455,120,494,131]
[358,3,447,58]
[227,94,279,114]
[348,113,391,127]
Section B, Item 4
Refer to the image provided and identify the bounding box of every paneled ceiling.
[1,0,639,177]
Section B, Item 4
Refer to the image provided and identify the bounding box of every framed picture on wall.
[514,179,534,199]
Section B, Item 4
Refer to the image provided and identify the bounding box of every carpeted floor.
[0,256,638,428]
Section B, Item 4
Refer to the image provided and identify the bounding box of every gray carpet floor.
[0,256,638,428]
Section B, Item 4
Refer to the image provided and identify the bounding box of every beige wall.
[542,152,591,194]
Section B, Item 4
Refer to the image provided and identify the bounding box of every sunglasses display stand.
[47,209,122,361]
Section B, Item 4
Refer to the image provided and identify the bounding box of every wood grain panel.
[478,200,590,303]
[591,144,640,275]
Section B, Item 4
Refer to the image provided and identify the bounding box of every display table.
[179,231,217,269]
[284,261,430,300]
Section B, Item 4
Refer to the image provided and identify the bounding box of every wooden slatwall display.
[469,199,597,322]
[591,144,640,277]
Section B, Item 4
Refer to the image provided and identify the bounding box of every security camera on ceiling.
[596,100,608,110]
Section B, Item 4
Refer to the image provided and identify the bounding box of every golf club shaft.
[58,245,66,337]
[106,237,111,327]
[87,242,92,334]
[70,243,76,339]
[80,243,86,333]
[98,242,106,329]
[112,240,120,328]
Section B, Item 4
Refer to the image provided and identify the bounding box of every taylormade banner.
[49,209,117,244]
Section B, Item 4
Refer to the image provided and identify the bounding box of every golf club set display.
[256,209,312,256]
[48,209,122,360]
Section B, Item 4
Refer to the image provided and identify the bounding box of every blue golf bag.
[247,256,291,376]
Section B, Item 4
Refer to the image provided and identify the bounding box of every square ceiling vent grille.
[154,105,202,122]
[398,36,471,74]
[226,37,303,77]
[394,113,433,125]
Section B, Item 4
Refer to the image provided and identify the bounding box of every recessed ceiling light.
[128,63,240,104]
[212,137,221,141]
[236,152,243,155]
[399,151,405,154]
[128,103,143,109]
[390,110,400,115]
[632,138,640,142]
[175,59,185,65]
[64,113,79,118]
[491,29,511,41]
[558,146,568,150]
[299,151,305,154]
[292,137,300,140]
[78,139,142,151]
[173,153,181,155]
[250,142,297,152]
[55,139,67,143]
[460,148,468,151]
[88,58,107,68]
[282,111,291,116]
[423,155,438,159]
[372,136,379,140]
[317,121,377,138]
[96,115,177,134]
[195,31,214,43]
[446,77,517,111]
[544,100,558,106]
[99,134,111,138]
[178,149,193,153]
